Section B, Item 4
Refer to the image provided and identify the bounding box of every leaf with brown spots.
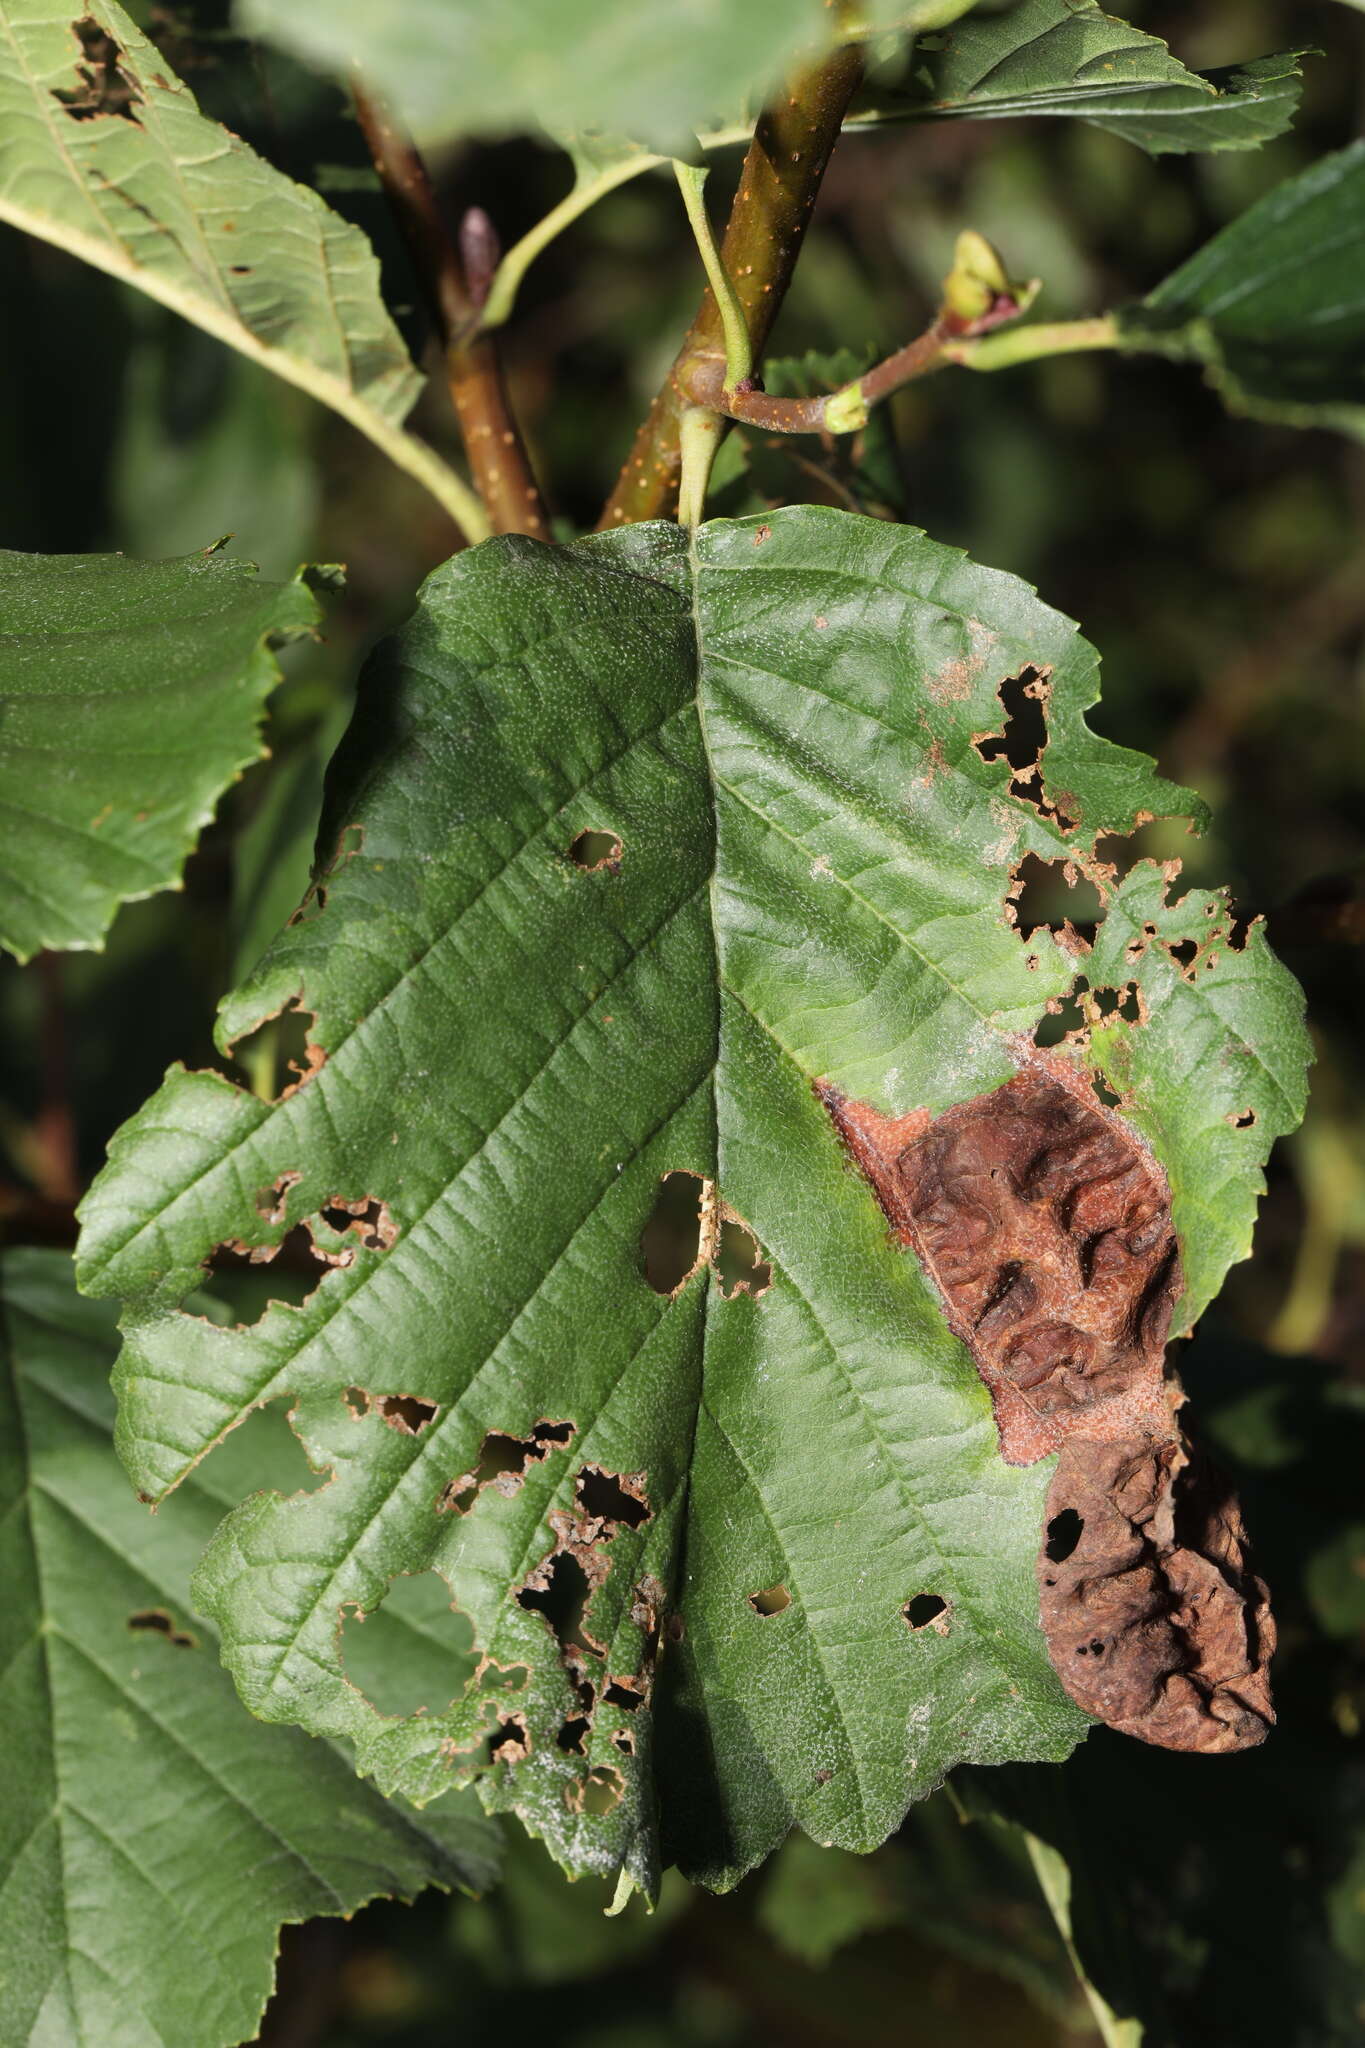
[78,508,1306,1895]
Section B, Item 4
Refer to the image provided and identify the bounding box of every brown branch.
[353,86,550,541]
[694,317,954,432]
[598,40,864,529]
[690,269,1040,435]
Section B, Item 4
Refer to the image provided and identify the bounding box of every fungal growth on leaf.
[822,1054,1274,1754]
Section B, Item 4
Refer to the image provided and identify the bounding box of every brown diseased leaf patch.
[1040,1438,1274,1753]
[822,1064,1178,1464]
[821,1059,1273,1755]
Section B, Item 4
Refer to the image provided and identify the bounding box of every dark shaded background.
[1,2,1362,2042]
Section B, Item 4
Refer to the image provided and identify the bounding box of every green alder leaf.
[76,508,1308,1896]
[848,1,1304,155]
[0,1247,500,2048]
[0,0,483,532]
[1116,142,1365,438]
[0,547,321,963]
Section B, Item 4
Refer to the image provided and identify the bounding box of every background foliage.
[1,1,1362,2044]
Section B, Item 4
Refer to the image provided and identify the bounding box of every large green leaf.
[1118,142,1365,437]
[848,1,1304,155]
[0,547,320,962]
[0,1248,500,2048]
[76,508,1308,1896]
[0,0,483,532]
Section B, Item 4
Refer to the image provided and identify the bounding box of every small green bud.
[942,229,1009,324]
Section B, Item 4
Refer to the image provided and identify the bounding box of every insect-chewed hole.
[485,1714,531,1765]
[903,1592,950,1634]
[440,1418,575,1514]
[517,1550,599,1661]
[1045,1509,1084,1563]
[340,1571,476,1719]
[716,1217,772,1299]
[572,1765,625,1815]
[568,829,623,872]
[575,1465,651,1531]
[127,1608,196,1649]
[1009,853,1104,941]
[748,1583,791,1616]
[375,1393,438,1436]
[641,1171,706,1294]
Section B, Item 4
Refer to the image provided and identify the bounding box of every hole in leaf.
[1008,853,1103,943]
[1229,1108,1257,1130]
[571,1766,625,1816]
[375,1393,438,1436]
[486,1714,531,1764]
[1091,981,1143,1026]
[53,16,142,121]
[127,1608,196,1648]
[1092,1071,1123,1109]
[974,668,1076,829]
[641,1171,707,1294]
[1034,976,1089,1049]
[439,1419,575,1514]
[256,1171,301,1224]
[975,669,1048,775]
[343,1385,370,1418]
[340,1571,476,1719]
[226,997,322,1099]
[748,1583,790,1616]
[315,1197,397,1252]
[604,1677,644,1712]
[903,1593,950,1634]
[567,829,623,872]
[1045,1509,1085,1563]
[715,1216,772,1299]
[517,1550,601,1662]
[612,1729,635,1755]
[574,1466,651,1532]
[556,1716,591,1755]
[1166,937,1200,978]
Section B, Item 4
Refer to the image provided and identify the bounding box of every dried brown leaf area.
[822,1062,1274,1754]
[1041,1440,1274,1753]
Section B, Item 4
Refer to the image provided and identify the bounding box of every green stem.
[948,313,1120,372]
[673,163,753,390]
[481,151,667,331]
[676,406,724,528]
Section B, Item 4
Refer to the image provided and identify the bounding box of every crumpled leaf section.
[77,508,1306,1890]
[827,1060,1276,1753]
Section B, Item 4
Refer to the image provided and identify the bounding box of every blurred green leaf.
[0,1248,500,2048]
[110,303,318,580]
[1117,141,1365,436]
[0,547,320,961]
[452,1828,690,1986]
[238,0,829,150]
[0,0,482,530]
